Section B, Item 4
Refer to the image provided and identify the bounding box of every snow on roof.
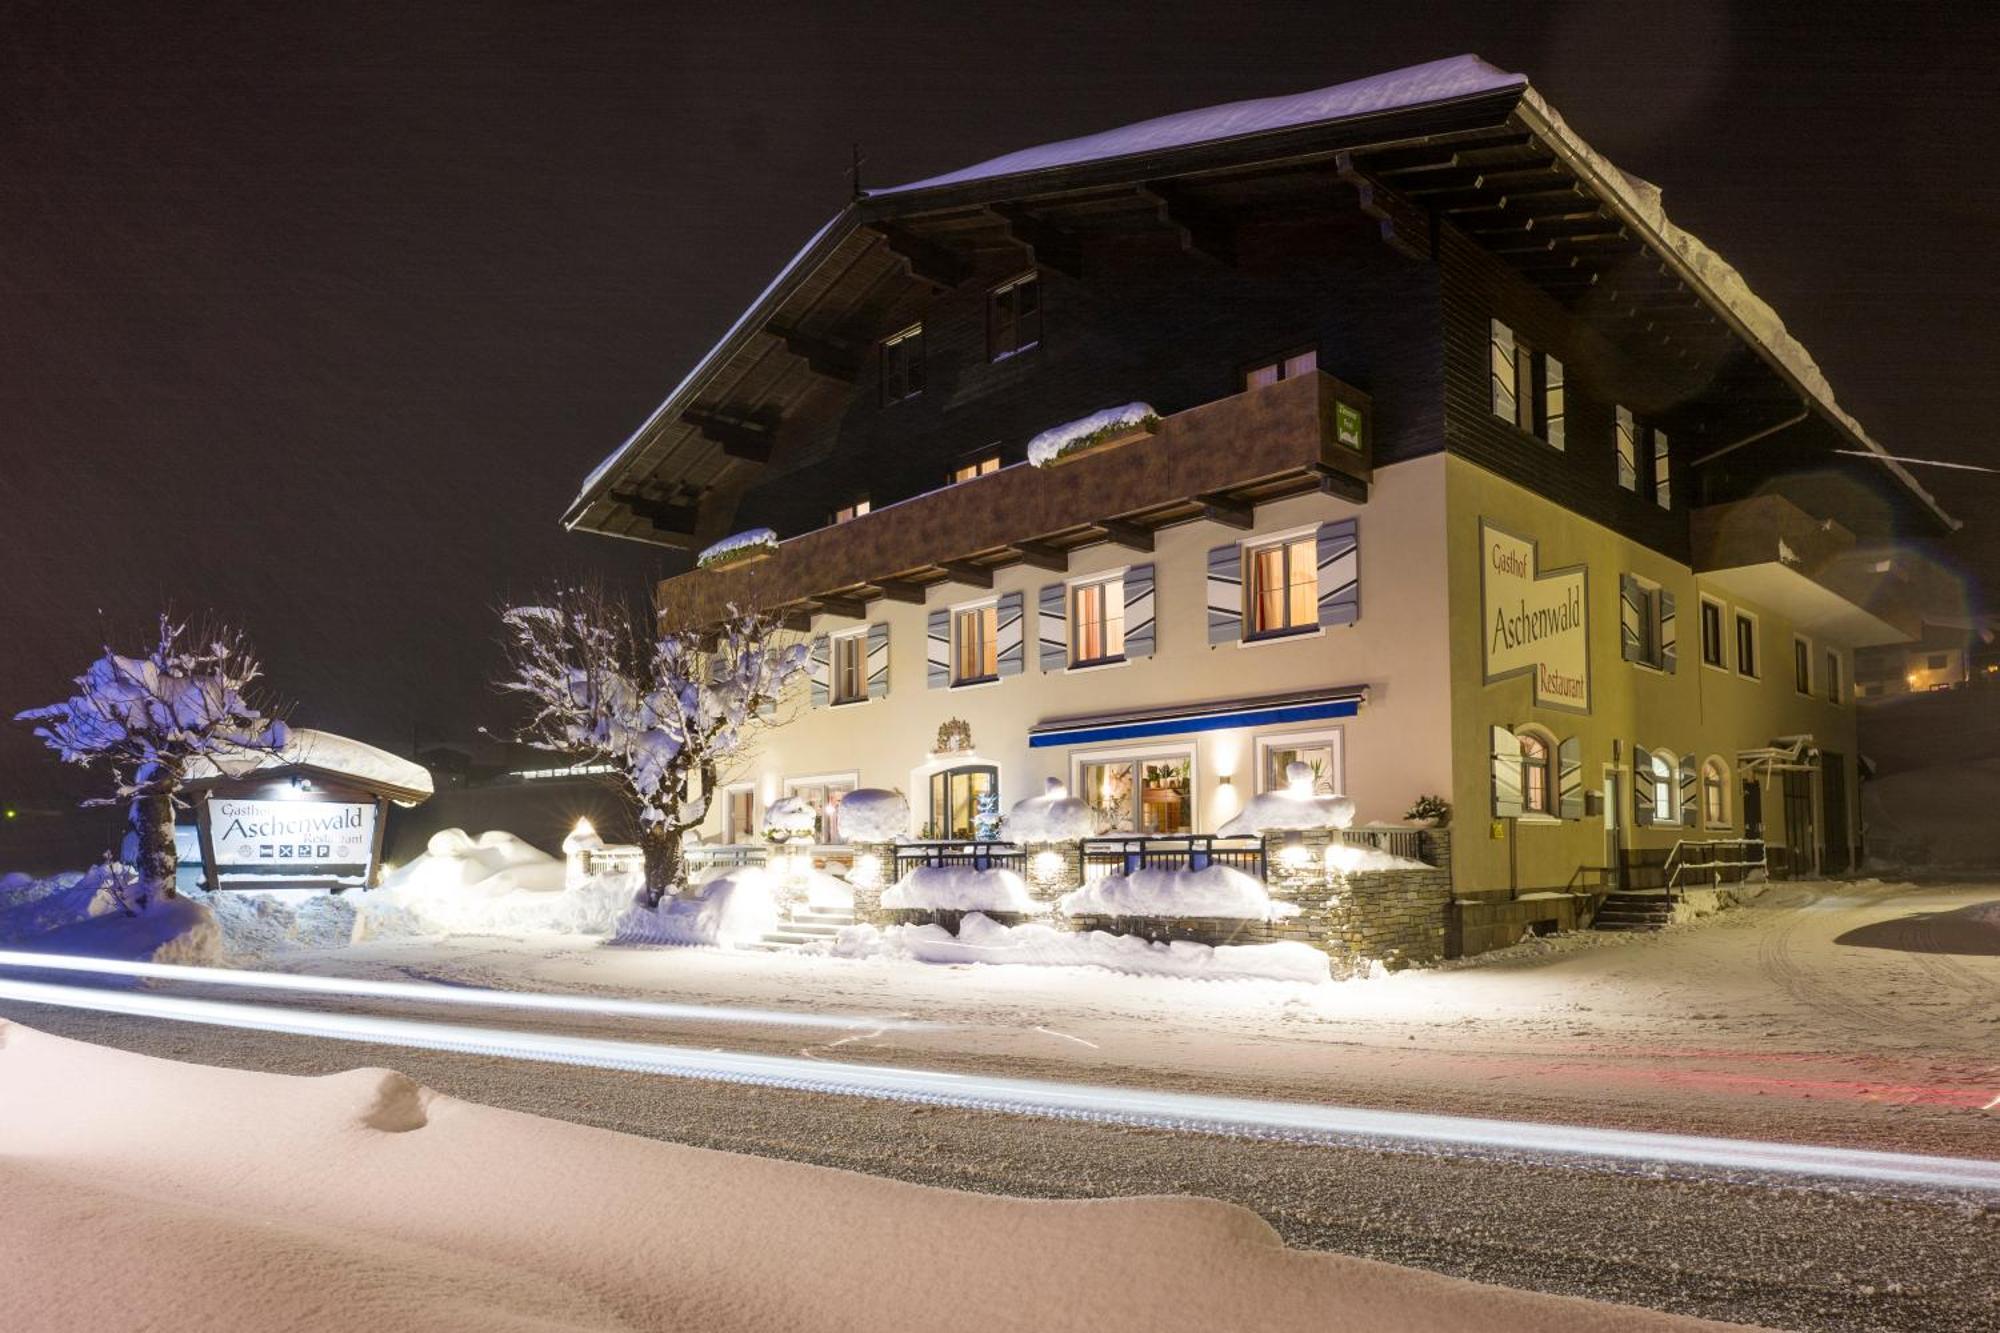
[184,728,435,803]
[877,55,1526,194]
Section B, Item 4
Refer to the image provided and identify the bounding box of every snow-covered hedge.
[696,527,778,570]
[881,865,1037,913]
[837,788,908,843]
[1004,778,1095,841]
[613,867,779,948]
[1026,403,1158,468]
[1059,864,1299,921]
[762,795,817,839]
[824,912,1330,984]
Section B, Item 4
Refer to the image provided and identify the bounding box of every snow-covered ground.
[0,1020,1743,1331]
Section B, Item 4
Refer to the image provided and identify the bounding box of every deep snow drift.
[882,864,1038,913]
[1060,864,1300,921]
[0,1022,1736,1332]
[352,828,638,941]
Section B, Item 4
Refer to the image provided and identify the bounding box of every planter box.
[1037,420,1158,468]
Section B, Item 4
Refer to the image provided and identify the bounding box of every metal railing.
[1080,835,1266,881]
[1663,838,1767,891]
[892,841,1026,880]
[683,843,768,872]
[1339,824,1432,865]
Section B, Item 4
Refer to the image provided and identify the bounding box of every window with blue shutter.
[1314,520,1359,629]
[1122,563,1155,659]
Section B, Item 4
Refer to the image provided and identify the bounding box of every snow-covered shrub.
[868,913,1331,984]
[14,615,288,897]
[761,795,817,841]
[696,528,778,570]
[613,867,780,948]
[1218,762,1356,836]
[837,788,909,843]
[1026,404,1158,467]
[1003,778,1095,842]
[881,865,1037,913]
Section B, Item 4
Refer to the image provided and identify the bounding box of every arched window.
[1702,757,1730,828]
[1650,750,1677,825]
[1517,731,1552,815]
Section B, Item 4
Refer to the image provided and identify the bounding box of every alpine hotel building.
[564,57,1952,954]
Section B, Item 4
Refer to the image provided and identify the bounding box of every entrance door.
[1781,771,1816,878]
[1820,751,1850,875]
[929,765,998,840]
[1602,768,1624,890]
[1741,778,1763,843]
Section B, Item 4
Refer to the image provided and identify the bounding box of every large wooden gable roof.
[567,55,1951,545]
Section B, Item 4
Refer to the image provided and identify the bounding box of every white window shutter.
[1314,519,1360,629]
[1558,736,1584,820]
[1633,746,1654,827]
[1491,726,1523,819]
[1123,564,1156,658]
[1659,589,1677,674]
[808,634,830,709]
[1037,584,1066,671]
[1206,543,1242,644]
[866,622,890,700]
[1619,575,1644,663]
[996,590,1025,677]
[1678,752,1698,827]
[926,610,949,689]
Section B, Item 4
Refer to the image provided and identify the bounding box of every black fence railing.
[1080,835,1267,880]
[892,841,1026,881]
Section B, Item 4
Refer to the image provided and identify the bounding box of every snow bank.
[1061,864,1300,921]
[204,891,358,957]
[696,526,778,568]
[0,866,223,965]
[0,1022,1730,1333]
[612,868,779,948]
[849,913,1331,985]
[1327,844,1432,874]
[882,864,1037,913]
[1025,403,1157,467]
[352,828,639,941]
[1219,787,1356,837]
[1004,777,1095,841]
[837,788,908,842]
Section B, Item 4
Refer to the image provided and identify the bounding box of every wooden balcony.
[656,371,1373,627]
[1692,494,1921,646]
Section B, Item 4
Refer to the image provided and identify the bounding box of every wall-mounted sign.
[1335,401,1364,450]
[208,798,376,872]
[1480,519,1590,714]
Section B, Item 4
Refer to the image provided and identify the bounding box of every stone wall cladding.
[1326,868,1455,968]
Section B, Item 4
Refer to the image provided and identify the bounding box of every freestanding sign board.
[205,797,379,885]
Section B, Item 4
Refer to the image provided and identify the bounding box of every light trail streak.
[5,975,1999,1195]
[0,949,925,1033]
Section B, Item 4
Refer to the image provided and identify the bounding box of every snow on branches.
[499,589,807,902]
[15,615,289,805]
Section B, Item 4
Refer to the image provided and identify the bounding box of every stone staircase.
[1592,890,1675,932]
[752,902,857,951]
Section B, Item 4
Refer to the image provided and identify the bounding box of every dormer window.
[988,272,1041,361]
[1245,348,1317,389]
[881,324,924,405]
[950,454,1001,484]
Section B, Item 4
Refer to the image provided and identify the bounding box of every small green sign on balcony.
[1336,401,1365,451]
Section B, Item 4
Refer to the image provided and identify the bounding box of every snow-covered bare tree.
[500,587,806,905]
[15,615,290,899]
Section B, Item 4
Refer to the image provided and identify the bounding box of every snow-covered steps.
[1592,891,1674,932]
[751,905,856,952]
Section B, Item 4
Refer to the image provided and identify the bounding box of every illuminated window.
[1517,731,1552,815]
[1077,753,1193,835]
[1702,758,1729,827]
[928,765,998,840]
[1651,751,1678,825]
[1245,347,1317,389]
[1069,576,1125,666]
[784,776,856,843]
[950,454,1001,484]
[832,497,870,524]
[1615,406,1639,491]
[880,324,924,404]
[988,272,1041,360]
[1246,535,1318,638]
[952,604,998,685]
[831,632,866,705]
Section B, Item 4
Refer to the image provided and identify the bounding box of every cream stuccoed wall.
[1443,455,1862,894]
[696,454,1455,841]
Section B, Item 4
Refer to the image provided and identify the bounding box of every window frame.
[1652,426,1672,510]
[722,783,759,845]
[1515,727,1555,818]
[1071,745,1197,837]
[1623,575,1665,671]
[1701,757,1730,829]
[1793,634,1813,696]
[1068,573,1127,668]
[1242,529,1321,641]
[783,772,860,844]
[950,599,1000,687]
[949,453,1002,485]
[1698,595,1727,671]
[1243,345,1318,390]
[879,323,925,405]
[832,496,871,524]
[1615,405,1640,491]
[1734,611,1760,680]
[1825,648,1842,704]
[1649,749,1680,827]
[1253,729,1345,798]
[829,628,869,706]
[987,271,1042,362]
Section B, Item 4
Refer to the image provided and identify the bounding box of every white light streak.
[4,976,1998,1195]
[1834,449,2000,474]
[0,950,923,1033]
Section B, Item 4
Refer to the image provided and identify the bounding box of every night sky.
[6,1,1998,807]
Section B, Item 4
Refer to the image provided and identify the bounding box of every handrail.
[1663,838,1766,891]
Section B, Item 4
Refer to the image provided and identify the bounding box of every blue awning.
[1028,686,1367,750]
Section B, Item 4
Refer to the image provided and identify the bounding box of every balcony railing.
[657,371,1372,626]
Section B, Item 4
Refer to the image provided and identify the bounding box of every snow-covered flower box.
[696,528,778,571]
[1026,403,1159,468]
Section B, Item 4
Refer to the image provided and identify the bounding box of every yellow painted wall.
[1444,455,1861,894]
